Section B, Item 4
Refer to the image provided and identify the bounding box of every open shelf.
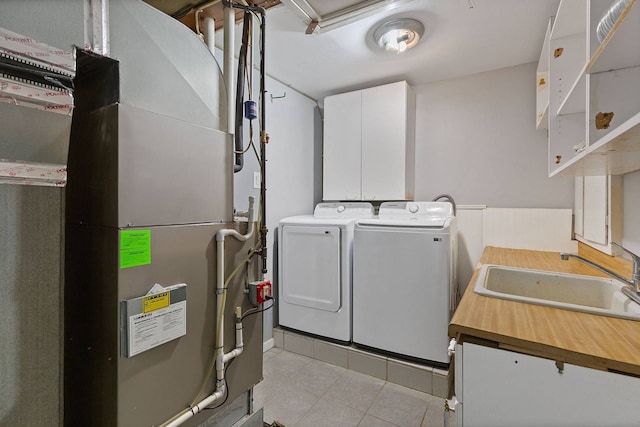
[551,111,640,176]
[544,0,640,178]
[588,0,640,74]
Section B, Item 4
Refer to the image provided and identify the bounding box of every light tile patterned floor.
[256,348,456,427]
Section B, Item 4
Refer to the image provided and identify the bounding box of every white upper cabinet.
[542,0,640,177]
[536,17,554,130]
[322,81,416,201]
[323,91,362,201]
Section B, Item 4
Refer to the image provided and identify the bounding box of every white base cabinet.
[455,343,640,427]
[322,81,415,201]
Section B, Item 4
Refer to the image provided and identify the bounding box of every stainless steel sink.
[474,264,640,320]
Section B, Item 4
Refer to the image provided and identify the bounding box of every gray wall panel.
[0,185,64,427]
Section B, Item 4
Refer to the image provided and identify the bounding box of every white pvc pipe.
[224,4,235,135]
[162,386,226,427]
[203,16,216,55]
[160,198,255,427]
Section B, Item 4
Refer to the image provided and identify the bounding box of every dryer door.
[281,225,341,312]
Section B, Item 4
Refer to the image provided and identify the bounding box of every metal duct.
[109,0,227,130]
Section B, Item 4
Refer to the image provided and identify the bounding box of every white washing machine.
[353,201,457,364]
[278,202,375,343]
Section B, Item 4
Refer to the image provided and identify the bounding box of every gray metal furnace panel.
[65,222,263,427]
[117,104,233,227]
[66,103,233,228]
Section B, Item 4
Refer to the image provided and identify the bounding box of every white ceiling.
[228,0,560,101]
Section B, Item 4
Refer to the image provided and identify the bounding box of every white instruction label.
[128,301,186,357]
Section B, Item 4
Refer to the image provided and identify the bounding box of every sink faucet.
[561,242,640,305]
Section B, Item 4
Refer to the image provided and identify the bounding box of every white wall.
[231,75,318,344]
[409,63,575,290]
[413,62,573,208]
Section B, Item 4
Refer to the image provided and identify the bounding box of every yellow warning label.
[142,291,170,313]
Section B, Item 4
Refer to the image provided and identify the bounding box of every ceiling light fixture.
[374,18,425,54]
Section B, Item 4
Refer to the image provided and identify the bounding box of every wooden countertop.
[449,244,640,376]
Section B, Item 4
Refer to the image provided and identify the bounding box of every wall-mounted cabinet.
[541,0,640,177]
[536,17,554,130]
[322,81,415,201]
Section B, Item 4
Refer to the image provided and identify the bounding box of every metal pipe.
[259,10,268,275]
[222,0,268,274]
[224,4,235,135]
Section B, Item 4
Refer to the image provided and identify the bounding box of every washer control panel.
[379,201,454,219]
[314,202,375,219]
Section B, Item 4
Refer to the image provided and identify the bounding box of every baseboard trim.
[263,338,274,353]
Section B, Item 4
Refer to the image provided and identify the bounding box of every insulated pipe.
[233,12,251,173]
[203,16,216,55]
[224,4,235,135]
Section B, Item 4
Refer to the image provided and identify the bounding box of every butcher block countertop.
[449,244,640,376]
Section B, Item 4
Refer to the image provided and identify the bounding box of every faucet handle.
[611,242,640,262]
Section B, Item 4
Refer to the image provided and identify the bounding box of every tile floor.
[255,348,456,427]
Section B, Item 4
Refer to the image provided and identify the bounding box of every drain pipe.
[203,16,216,55]
[161,197,255,427]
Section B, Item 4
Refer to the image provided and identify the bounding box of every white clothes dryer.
[353,201,457,364]
[278,202,375,343]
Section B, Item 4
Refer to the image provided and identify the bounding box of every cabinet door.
[574,176,584,236]
[361,82,407,200]
[582,175,608,245]
[460,343,640,427]
[574,175,622,254]
[323,91,362,201]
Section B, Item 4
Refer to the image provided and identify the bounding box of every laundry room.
[2,0,640,426]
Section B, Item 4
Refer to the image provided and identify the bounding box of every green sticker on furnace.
[120,230,151,268]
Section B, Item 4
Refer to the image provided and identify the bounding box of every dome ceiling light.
[374,18,425,54]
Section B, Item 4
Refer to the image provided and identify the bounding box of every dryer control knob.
[337,205,345,213]
[409,204,419,213]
